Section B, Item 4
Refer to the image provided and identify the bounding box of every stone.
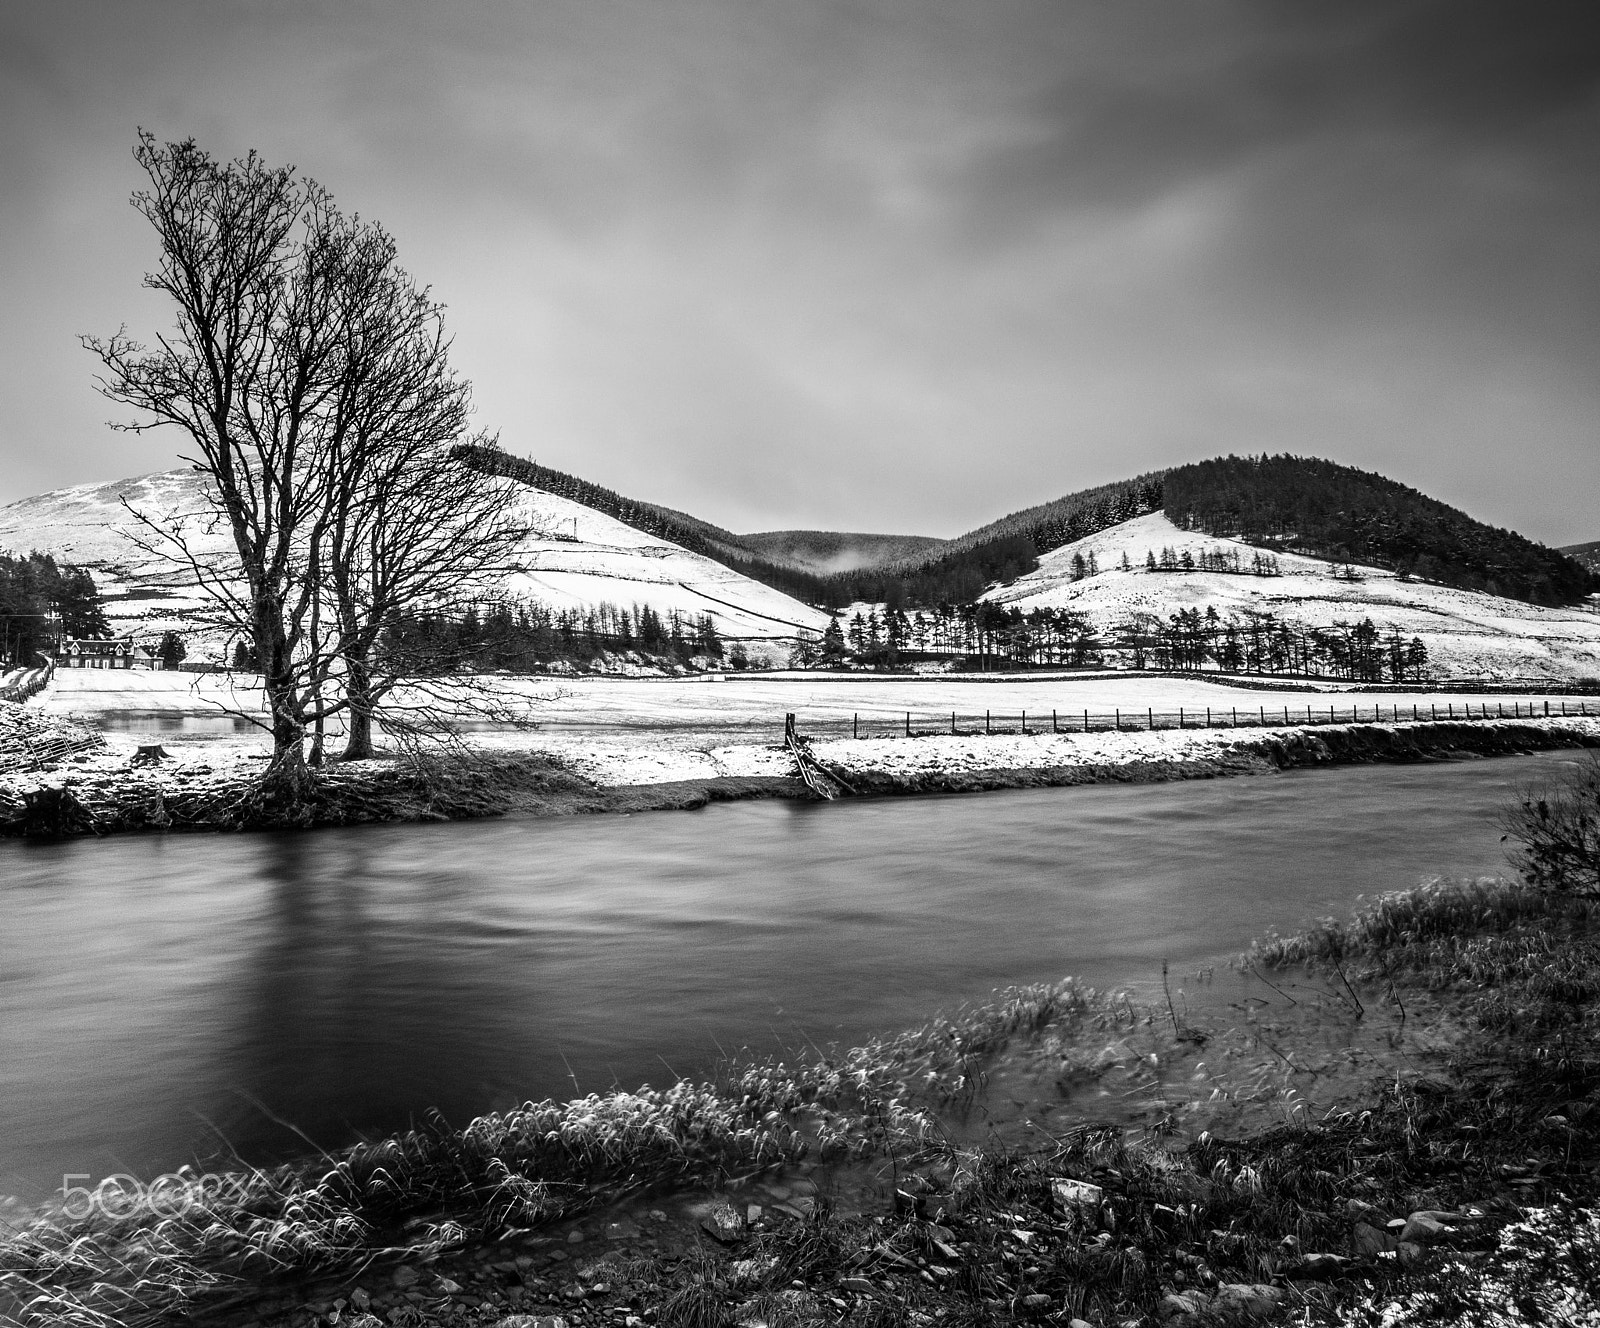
[1159,1291,1207,1319]
[1213,1283,1281,1315]
[392,1266,420,1289]
[1051,1178,1104,1215]
[566,1229,586,1244]
[605,1219,641,1241]
[1020,1293,1053,1311]
[745,1204,763,1225]
[1069,1321,1094,1328]
[700,1202,745,1244]
[1401,1210,1478,1245]
[436,1277,463,1295]
[350,1289,371,1312]
[1291,1253,1350,1278]
[728,1255,779,1289]
[347,1317,383,1328]
[1353,1222,1398,1258]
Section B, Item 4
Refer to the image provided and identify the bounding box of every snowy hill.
[983,511,1600,684]
[0,468,831,657]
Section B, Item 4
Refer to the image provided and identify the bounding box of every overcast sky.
[2,0,1596,544]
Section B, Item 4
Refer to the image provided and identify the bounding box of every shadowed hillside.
[1562,541,1600,574]
[738,530,946,573]
[452,445,1591,614]
[1163,455,1595,606]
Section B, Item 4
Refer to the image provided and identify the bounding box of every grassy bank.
[5,716,1596,840]
[4,759,1599,1326]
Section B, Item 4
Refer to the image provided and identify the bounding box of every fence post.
[1084,709,1089,732]
[952,711,956,735]
[1284,706,1289,725]
[1259,706,1264,726]
[1022,709,1028,734]
[1233,707,1238,727]
[1115,708,1120,730]
[1179,707,1184,728]
[854,712,858,739]
[1449,703,1454,719]
[1148,707,1153,730]
[1052,709,1058,733]
[1545,700,1550,717]
[1206,707,1211,727]
[986,710,991,734]
[905,711,911,738]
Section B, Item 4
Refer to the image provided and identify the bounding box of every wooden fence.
[0,663,54,705]
[0,663,108,772]
[804,696,1597,741]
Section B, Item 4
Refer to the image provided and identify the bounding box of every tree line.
[379,600,732,673]
[1163,454,1594,606]
[805,600,1428,683]
[0,553,110,667]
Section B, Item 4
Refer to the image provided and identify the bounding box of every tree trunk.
[342,649,376,761]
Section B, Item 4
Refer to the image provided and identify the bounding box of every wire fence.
[791,697,1598,741]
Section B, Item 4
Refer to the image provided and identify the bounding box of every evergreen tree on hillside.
[1163,455,1593,606]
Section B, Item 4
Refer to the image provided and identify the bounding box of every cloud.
[1,0,1597,545]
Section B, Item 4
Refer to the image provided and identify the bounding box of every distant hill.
[738,530,946,574]
[984,509,1600,684]
[1561,540,1600,574]
[450,446,1594,613]
[1164,456,1595,607]
[0,463,831,658]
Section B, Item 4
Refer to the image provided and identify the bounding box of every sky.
[1,0,1597,545]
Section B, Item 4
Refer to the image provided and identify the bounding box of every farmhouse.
[55,637,158,670]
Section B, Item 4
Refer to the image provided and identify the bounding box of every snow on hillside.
[501,487,830,639]
[983,511,1600,683]
[0,469,831,657]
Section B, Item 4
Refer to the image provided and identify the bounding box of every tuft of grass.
[0,978,1097,1327]
[1251,874,1589,972]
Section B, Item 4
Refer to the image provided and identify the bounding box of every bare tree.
[87,132,526,793]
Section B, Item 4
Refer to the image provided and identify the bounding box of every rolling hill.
[982,510,1600,684]
[0,466,831,661]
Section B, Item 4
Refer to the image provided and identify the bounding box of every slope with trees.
[1561,541,1600,575]
[1163,455,1594,607]
[0,553,109,667]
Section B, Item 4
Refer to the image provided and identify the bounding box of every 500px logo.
[59,1172,252,1220]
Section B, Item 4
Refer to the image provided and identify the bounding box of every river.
[0,751,1578,1203]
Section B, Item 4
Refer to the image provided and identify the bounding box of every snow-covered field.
[0,469,830,656]
[983,511,1600,684]
[21,668,1595,791]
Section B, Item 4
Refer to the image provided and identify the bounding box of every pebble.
[700,1202,745,1245]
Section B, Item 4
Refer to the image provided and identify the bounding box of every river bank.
[4,855,1596,1328]
[2,712,1598,836]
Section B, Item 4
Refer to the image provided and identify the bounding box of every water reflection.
[0,753,1581,1201]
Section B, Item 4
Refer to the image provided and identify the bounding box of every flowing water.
[0,752,1581,1202]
